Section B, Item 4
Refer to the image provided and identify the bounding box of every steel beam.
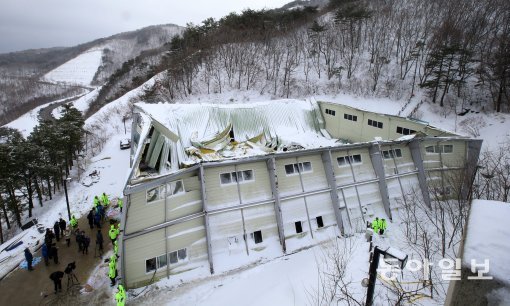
[369,143,392,220]
[409,139,431,209]
[267,158,286,253]
[321,150,351,235]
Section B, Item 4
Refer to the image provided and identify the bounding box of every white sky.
[0,0,291,53]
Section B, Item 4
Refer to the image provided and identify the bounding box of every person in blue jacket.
[42,243,49,266]
[24,248,34,271]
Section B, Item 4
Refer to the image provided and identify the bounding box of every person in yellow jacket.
[70,215,78,229]
[115,285,126,306]
[101,192,110,206]
[109,224,120,245]
[93,196,100,208]
[118,198,123,213]
[110,254,117,267]
[371,217,380,234]
[379,218,387,235]
[108,261,116,287]
[114,240,119,257]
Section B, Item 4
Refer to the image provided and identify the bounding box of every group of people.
[90,192,125,305]
[108,223,121,286]
[23,221,64,272]
[41,218,66,266]
[371,217,388,235]
[86,192,111,230]
[23,192,127,302]
[107,221,125,305]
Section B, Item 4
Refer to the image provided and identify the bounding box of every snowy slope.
[4,93,85,137]
[43,48,103,86]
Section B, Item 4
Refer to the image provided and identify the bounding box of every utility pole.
[366,247,382,306]
[63,177,72,221]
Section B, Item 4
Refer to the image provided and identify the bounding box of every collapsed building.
[119,99,482,288]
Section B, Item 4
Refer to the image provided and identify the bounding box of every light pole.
[365,246,408,306]
[63,177,72,221]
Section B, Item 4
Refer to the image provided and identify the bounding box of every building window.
[295,221,303,233]
[284,162,312,175]
[252,230,263,244]
[167,180,184,196]
[443,145,453,153]
[169,248,187,265]
[396,126,416,135]
[220,170,254,185]
[316,216,324,228]
[425,145,454,154]
[146,185,164,203]
[145,254,168,273]
[381,149,402,159]
[343,113,358,121]
[368,119,383,129]
[325,108,336,116]
[145,258,156,273]
[337,154,362,166]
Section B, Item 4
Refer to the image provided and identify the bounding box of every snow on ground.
[134,236,370,306]
[463,200,510,285]
[43,48,103,86]
[3,93,85,137]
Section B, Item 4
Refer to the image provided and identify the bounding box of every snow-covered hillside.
[4,93,85,137]
[43,48,103,86]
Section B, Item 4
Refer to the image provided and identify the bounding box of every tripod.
[66,271,79,289]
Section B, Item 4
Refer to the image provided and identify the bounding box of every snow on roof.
[463,200,510,285]
[135,99,339,164]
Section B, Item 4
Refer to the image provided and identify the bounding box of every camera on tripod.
[65,261,76,274]
[64,261,79,287]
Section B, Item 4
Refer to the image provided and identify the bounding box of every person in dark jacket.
[59,218,66,236]
[96,230,104,256]
[42,243,49,266]
[94,210,101,229]
[49,271,64,293]
[87,209,94,229]
[53,221,60,241]
[24,248,34,271]
[50,243,59,264]
[82,234,90,255]
[76,230,84,252]
[45,228,54,246]
[97,204,105,221]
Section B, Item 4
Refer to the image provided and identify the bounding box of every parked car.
[120,138,131,150]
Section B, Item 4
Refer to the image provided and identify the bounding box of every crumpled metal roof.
[136,99,337,155]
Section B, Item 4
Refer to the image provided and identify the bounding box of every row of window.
[368,119,384,129]
[425,145,453,154]
[146,145,454,202]
[295,216,324,233]
[325,108,336,116]
[396,126,416,135]
[337,154,362,166]
[284,162,313,175]
[220,170,254,185]
[147,180,185,203]
[145,248,187,273]
[324,109,418,135]
[344,113,358,121]
[382,149,402,159]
